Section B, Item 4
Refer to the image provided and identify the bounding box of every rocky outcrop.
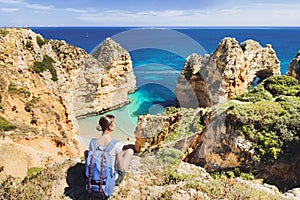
[175,38,280,108]
[136,76,300,191]
[76,37,136,116]
[134,107,208,153]
[287,51,300,82]
[0,28,136,177]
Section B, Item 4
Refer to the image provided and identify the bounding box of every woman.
[87,114,133,198]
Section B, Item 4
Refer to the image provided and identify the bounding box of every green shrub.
[0,29,9,37]
[233,86,273,102]
[164,108,205,143]
[36,35,46,47]
[233,76,300,103]
[25,96,40,112]
[8,83,18,94]
[263,76,300,96]
[227,98,300,164]
[32,55,58,81]
[166,168,188,184]
[157,148,184,165]
[8,83,31,97]
[24,40,33,50]
[26,167,44,177]
[0,116,17,131]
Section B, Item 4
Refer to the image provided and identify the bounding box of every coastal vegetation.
[0,157,287,200]
[0,29,9,37]
[8,82,31,97]
[32,55,58,81]
[36,35,46,47]
[0,116,17,131]
[163,107,206,143]
[24,40,33,50]
[229,76,300,164]
[0,159,74,200]
[25,96,40,112]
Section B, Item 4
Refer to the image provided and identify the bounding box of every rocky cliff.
[287,51,300,82]
[0,28,136,178]
[136,76,300,191]
[175,38,280,108]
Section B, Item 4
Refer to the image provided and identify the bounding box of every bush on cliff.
[0,116,17,131]
[0,29,9,37]
[228,76,300,164]
[157,148,184,165]
[263,75,300,96]
[233,86,273,102]
[36,35,46,47]
[32,55,58,81]
[164,107,206,143]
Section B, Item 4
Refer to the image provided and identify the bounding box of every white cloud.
[1,7,20,12]
[65,8,94,13]
[76,2,300,26]
[0,0,24,4]
[1,1,300,26]
[26,3,54,11]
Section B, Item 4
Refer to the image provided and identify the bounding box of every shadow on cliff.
[64,163,88,200]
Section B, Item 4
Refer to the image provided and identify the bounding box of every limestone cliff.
[0,28,82,177]
[175,38,280,108]
[80,37,136,117]
[287,51,300,82]
[136,76,300,191]
[0,28,136,178]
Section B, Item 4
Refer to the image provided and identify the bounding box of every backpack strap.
[88,150,96,197]
[103,139,119,153]
[99,150,105,193]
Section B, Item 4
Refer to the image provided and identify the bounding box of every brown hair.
[98,114,115,133]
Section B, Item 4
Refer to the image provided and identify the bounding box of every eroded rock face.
[175,38,280,108]
[134,107,208,154]
[287,51,300,82]
[187,108,254,170]
[78,37,136,116]
[0,28,136,177]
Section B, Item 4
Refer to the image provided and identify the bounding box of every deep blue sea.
[31,27,300,144]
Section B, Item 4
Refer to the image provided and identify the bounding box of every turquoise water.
[31,27,300,143]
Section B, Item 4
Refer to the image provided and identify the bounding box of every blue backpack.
[85,139,118,199]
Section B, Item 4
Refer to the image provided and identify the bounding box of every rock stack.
[175,38,280,108]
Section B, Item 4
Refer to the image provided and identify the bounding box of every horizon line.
[1,25,300,29]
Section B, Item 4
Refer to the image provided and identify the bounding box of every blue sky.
[0,0,299,26]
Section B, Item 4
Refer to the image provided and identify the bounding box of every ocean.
[31,27,300,146]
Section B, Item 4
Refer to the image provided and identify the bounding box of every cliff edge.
[0,28,136,178]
